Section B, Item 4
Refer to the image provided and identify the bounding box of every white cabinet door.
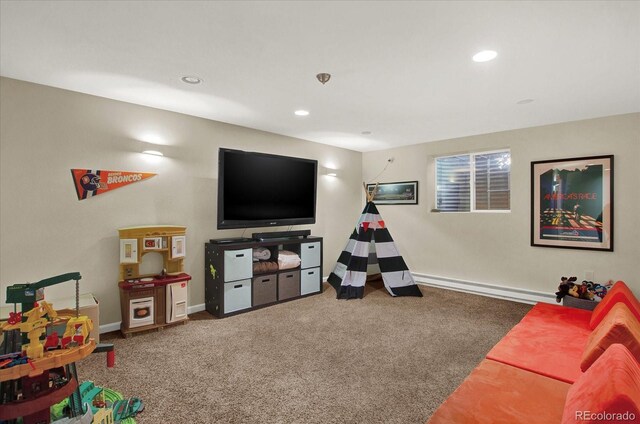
[120,239,138,264]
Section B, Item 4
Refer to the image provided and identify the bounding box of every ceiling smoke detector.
[316,73,331,85]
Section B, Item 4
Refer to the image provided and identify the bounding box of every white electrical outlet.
[585,270,594,281]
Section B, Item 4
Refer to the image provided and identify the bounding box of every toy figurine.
[555,276,578,302]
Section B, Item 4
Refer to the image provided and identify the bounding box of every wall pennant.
[71,169,156,200]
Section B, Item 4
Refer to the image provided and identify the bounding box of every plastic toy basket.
[562,296,598,311]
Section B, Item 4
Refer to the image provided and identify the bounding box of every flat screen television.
[217,148,318,230]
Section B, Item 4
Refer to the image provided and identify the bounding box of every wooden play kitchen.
[118,225,190,337]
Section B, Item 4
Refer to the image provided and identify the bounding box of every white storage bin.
[224,279,252,313]
[224,248,253,282]
[300,267,321,296]
[300,242,321,269]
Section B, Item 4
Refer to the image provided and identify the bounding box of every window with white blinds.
[435,150,511,212]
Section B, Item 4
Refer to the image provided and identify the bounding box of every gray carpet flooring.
[79,283,531,423]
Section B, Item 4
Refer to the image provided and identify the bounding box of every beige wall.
[363,113,640,295]
[2,77,638,328]
[0,77,363,325]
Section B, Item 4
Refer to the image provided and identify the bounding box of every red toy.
[7,312,22,325]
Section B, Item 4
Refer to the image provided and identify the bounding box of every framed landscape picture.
[531,155,613,251]
[367,181,418,205]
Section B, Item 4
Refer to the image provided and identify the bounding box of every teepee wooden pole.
[363,182,379,202]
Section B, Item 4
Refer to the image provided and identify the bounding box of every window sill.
[431,209,511,214]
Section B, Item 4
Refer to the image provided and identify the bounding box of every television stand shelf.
[204,236,323,318]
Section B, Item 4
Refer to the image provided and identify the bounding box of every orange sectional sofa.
[428,281,640,424]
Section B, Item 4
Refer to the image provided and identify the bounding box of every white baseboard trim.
[101,279,550,332]
[99,303,207,335]
[188,303,206,314]
[413,272,556,305]
[99,322,121,334]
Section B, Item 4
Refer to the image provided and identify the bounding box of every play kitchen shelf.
[118,225,190,337]
[204,236,323,318]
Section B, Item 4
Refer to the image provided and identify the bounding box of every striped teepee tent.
[328,188,423,299]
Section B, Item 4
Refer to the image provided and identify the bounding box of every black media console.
[204,236,323,318]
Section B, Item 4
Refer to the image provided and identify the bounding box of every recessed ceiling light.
[294,110,309,116]
[181,76,202,84]
[361,131,372,135]
[517,98,534,105]
[472,50,498,62]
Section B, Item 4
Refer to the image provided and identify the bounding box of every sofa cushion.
[520,301,592,329]
[562,344,640,424]
[486,302,592,383]
[580,302,640,371]
[428,359,570,424]
[590,281,640,330]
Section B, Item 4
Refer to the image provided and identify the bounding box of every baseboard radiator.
[412,273,556,305]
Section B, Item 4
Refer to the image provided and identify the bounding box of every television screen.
[217,148,318,229]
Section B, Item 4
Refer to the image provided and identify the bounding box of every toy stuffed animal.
[593,284,607,301]
[568,283,580,298]
[555,276,578,302]
[578,281,595,300]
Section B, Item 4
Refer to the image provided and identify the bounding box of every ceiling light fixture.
[361,131,372,135]
[294,110,309,116]
[517,98,534,105]
[472,50,498,62]
[181,76,202,84]
[316,73,331,85]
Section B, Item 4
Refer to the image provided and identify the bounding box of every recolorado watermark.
[576,411,636,421]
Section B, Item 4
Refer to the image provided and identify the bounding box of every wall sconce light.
[140,142,164,157]
[142,149,164,156]
[321,166,340,177]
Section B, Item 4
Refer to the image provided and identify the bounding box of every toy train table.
[0,272,108,424]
